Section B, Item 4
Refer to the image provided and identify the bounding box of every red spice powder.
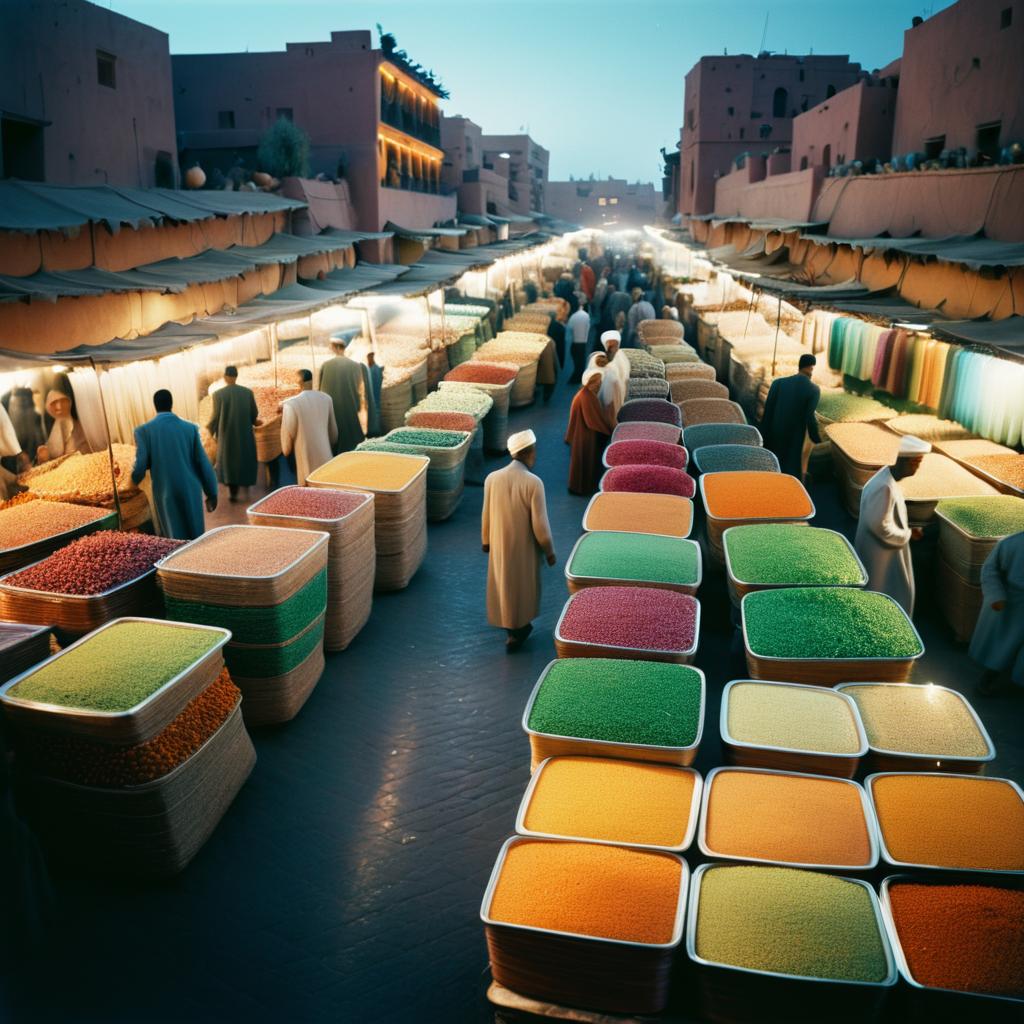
[444,362,518,385]
[406,411,478,433]
[255,486,369,520]
[888,883,1024,998]
[560,585,698,651]
[603,465,695,498]
[617,399,683,426]
[605,440,688,470]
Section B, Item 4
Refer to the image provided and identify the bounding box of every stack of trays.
[616,398,683,428]
[564,531,701,595]
[935,554,985,642]
[603,438,687,471]
[687,864,896,1023]
[515,756,702,852]
[638,319,684,345]
[470,351,539,407]
[723,524,867,607]
[625,377,670,401]
[836,683,994,773]
[0,618,253,876]
[439,378,514,452]
[446,331,478,368]
[692,443,779,474]
[741,588,924,685]
[0,622,51,683]
[247,486,375,652]
[308,451,429,592]
[409,357,429,404]
[667,361,717,384]
[582,492,693,539]
[650,344,700,365]
[679,397,747,426]
[826,423,899,518]
[406,388,494,483]
[610,421,682,446]
[701,471,815,565]
[672,378,730,405]
[683,422,762,451]
[358,427,473,521]
[621,349,666,379]
[0,500,117,574]
[425,346,450,391]
[879,877,1023,1017]
[481,837,688,1015]
[698,766,878,871]
[866,773,1024,873]
[555,586,700,664]
[522,658,705,769]
[379,375,414,433]
[721,680,868,778]
[601,464,696,498]
[156,526,329,726]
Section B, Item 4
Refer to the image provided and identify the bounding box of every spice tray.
[866,773,1024,875]
[697,766,880,872]
[720,680,868,778]
[522,661,705,770]
[564,534,702,597]
[686,863,897,1024]
[877,874,1024,1021]
[515,757,703,853]
[481,836,688,1016]
[0,507,118,575]
[836,683,995,773]
[20,700,255,877]
[0,561,162,637]
[156,525,329,606]
[691,444,780,476]
[617,399,683,429]
[379,378,413,434]
[554,598,701,666]
[610,421,682,446]
[602,440,689,472]
[438,380,513,451]
[0,622,51,685]
[934,507,1006,584]
[581,493,694,539]
[0,617,229,745]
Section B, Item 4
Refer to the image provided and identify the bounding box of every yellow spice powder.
[308,452,428,490]
[727,682,861,754]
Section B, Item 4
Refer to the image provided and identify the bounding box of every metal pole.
[88,357,124,529]
[770,292,783,378]
[743,288,756,337]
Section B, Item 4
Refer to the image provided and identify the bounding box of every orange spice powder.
[523,757,696,848]
[702,471,814,520]
[585,492,693,538]
[488,840,682,944]
[308,451,428,490]
[872,775,1024,870]
[704,770,872,866]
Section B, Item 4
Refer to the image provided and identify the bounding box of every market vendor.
[565,367,614,496]
[971,530,1024,696]
[318,337,365,453]
[206,366,260,503]
[281,369,337,485]
[854,434,929,615]
[760,354,822,479]
[482,429,556,651]
[36,389,92,463]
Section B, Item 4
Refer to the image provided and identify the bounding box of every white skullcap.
[508,429,537,456]
[582,367,603,386]
[600,330,621,349]
[897,435,931,456]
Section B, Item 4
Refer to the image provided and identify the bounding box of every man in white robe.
[597,329,630,419]
[280,369,338,485]
[854,435,929,615]
[482,429,556,650]
[970,530,1024,695]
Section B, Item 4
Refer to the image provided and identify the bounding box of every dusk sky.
[111,0,953,183]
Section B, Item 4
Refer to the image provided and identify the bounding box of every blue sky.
[111,0,953,182]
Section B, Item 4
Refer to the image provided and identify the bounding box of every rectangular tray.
[580,493,694,539]
[564,534,702,597]
[306,451,430,494]
[0,507,119,575]
[696,765,880,872]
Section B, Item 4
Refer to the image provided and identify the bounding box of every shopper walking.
[760,354,822,478]
[854,435,929,615]
[567,302,592,383]
[481,429,556,651]
[131,389,218,540]
[281,369,338,486]
[206,366,259,502]
[565,367,614,495]
[361,350,383,438]
[318,338,365,453]
[601,284,632,337]
[626,288,656,347]
[970,530,1024,695]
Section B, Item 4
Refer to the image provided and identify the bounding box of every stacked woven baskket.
[357,427,473,521]
[473,333,551,407]
[156,526,329,726]
[440,364,515,452]
[308,451,429,592]
[0,617,254,876]
[247,486,375,652]
[405,388,494,484]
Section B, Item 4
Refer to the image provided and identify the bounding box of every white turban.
[897,435,931,456]
[582,367,603,387]
[508,429,537,456]
[600,330,621,349]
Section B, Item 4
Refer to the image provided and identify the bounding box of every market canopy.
[930,315,1024,359]
[802,234,1024,270]
[820,293,946,324]
[384,221,467,241]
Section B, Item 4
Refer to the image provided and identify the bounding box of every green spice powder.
[696,865,889,982]
[569,533,700,585]
[528,658,702,747]
[726,525,864,585]
[744,588,922,659]
[10,621,222,712]
[936,496,1024,539]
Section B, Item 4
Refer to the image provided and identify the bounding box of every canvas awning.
[929,315,1024,358]
[802,234,1024,270]
[384,221,467,241]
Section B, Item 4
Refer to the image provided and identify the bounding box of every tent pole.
[770,292,782,378]
[89,357,123,529]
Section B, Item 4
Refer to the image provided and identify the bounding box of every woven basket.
[426,348,450,392]
[117,490,152,531]
[627,378,671,401]
[509,359,540,407]
[667,362,717,383]
[447,332,477,368]
[0,508,119,575]
[230,634,325,727]
[438,381,513,452]
[254,415,283,462]
[934,509,1004,585]
[673,379,730,404]
[638,320,684,343]
[680,398,746,427]
[18,700,255,877]
[380,378,414,433]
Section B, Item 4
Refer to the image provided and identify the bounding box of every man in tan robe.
[280,369,338,485]
[482,429,556,650]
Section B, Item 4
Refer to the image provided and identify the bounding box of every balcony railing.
[380,97,441,147]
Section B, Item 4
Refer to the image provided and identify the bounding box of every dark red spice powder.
[617,399,683,426]
[605,439,688,470]
[406,412,478,434]
[559,585,698,651]
[603,465,695,498]
[444,362,518,385]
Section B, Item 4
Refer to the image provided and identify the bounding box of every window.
[799,155,808,171]
[1001,7,1012,28]
[217,110,235,129]
[598,197,607,206]
[609,197,618,205]
[826,84,837,98]
[686,108,695,130]
[976,121,1002,161]
[739,127,745,139]
[924,135,945,159]
[822,144,832,167]
[276,108,293,122]
[798,69,805,82]
[727,106,735,116]
[96,50,116,89]
[772,87,788,118]
[689,163,694,193]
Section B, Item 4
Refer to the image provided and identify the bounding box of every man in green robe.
[318,339,365,453]
[206,366,260,501]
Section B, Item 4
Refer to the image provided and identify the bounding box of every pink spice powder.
[256,486,369,519]
[445,363,518,385]
[560,586,697,650]
[407,412,478,433]
[617,400,682,426]
[603,465,695,498]
[614,422,681,445]
[605,440,688,470]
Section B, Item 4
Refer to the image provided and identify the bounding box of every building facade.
[480,134,549,214]
[172,30,455,232]
[0,0,178,186]
[679,53,863,215]
[546,178,658,228]
[440,114,512,217]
